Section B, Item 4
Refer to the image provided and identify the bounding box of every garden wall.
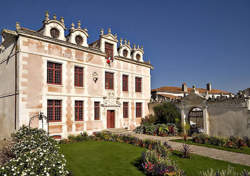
[208,99,250,138]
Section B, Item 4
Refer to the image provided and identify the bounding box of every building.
[151,83,232,102]
[0,12,153,139]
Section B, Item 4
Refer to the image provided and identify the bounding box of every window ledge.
[48,84,63,88]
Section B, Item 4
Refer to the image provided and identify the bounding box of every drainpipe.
[14,38,18,130]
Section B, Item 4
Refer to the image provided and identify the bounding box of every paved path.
[125,132,250,167]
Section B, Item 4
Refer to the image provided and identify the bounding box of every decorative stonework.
[102,92,121,107]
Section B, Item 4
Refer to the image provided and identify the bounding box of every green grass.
[60,141,250,176]
[60,141,145,176]
[170,151,250,176]
[172,139,250,155]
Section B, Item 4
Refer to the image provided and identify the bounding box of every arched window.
[123,49,128,57]
[75,35,83,45]
[50,28,60,39]
[136,54,141,61]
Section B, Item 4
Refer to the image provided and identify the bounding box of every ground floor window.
[47,100,62,122]
[136,102,142,118]
[75,101,83,121]
[94,102,100,120]
[123,102,128,118]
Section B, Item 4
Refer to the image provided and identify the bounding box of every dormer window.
[136,54,141,61]
[123,49,128,57]
[50,28,60,39]
[105,43,113,59]
[75,35,83,45]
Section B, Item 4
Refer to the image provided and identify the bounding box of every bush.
[141,150,184,176]
[192,134,249,150]
[153,102,181,129]
[0,126,69,176]
[134,124,178,137]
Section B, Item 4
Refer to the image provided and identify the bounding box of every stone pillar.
[181,108,186,134]
[203,107,210,135]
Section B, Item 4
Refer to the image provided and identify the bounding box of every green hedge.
[134,123,178,136]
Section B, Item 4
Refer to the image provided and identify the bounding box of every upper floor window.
[75,66,83,87]
[123,49,128,57]
[105,43,113,59]
[47,100,62,122]
[123,102,128,118]
[136,102,142,118]
[105,72,114,90]
[122,75,128,91]
[135,77,142,92]
[75,101,83,121]
[94,102,100,120]
[47,61,62,85]
[136,54,141,61]
[50,28,60,39]
[75,35,83,45]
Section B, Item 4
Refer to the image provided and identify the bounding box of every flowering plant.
[0,126,69,176]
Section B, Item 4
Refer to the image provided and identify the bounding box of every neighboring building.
[0,12,153,139]
[151,83,232,102]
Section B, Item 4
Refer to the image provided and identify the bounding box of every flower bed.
[192,133,250,149]
[0,126,69,176]
[134,124,178,136]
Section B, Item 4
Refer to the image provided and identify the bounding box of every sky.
[0,0,249,93]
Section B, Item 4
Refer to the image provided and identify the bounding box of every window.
[75,101,83,121]
[50,28,60,39]
[105,72,114,89]
[47,100,62,122]
[74,66,83,87]
[105,43,113,59]
[123,102,128,118]
[136,54,141,61]
[123,49,128,57]
[122,75,128,91]
[135,77,142,92]
[47,61,62,85]
[75,35,83,45]
[94,102,100,120]
[136,102,142,118]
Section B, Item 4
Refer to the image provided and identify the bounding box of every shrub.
[0,126,69,176]
[141,150,184,176]
[181,143,191,158]
[134,124,178,136]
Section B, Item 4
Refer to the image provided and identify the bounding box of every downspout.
[14,38,18,130]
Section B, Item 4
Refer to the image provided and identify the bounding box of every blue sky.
[0,0,249,93]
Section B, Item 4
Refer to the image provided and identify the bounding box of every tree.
[153,102,181,127]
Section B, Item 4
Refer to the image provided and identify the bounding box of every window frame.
[105,72,114,90]
[74,66,84,87]
[136,102,142,118]
[123,102,129,118]
[75,100,84,121]
[47,100,62,122]
[135,77,142,92]
[122,75,128,92]
[94,102,100,120]
[105,42,114,59]
[47,61,62,85]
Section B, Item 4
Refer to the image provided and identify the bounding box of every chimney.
[206,83,212,91]
[182,83,187,92]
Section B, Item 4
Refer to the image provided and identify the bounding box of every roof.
[152,86,231,95]
[158,94,182,99]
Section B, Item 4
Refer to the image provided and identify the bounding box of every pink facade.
[0,12,153,138]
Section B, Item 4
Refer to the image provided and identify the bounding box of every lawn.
[60,141,250,176]
[172,139,250,155]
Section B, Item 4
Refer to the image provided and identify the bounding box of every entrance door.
[107,110,115,128]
